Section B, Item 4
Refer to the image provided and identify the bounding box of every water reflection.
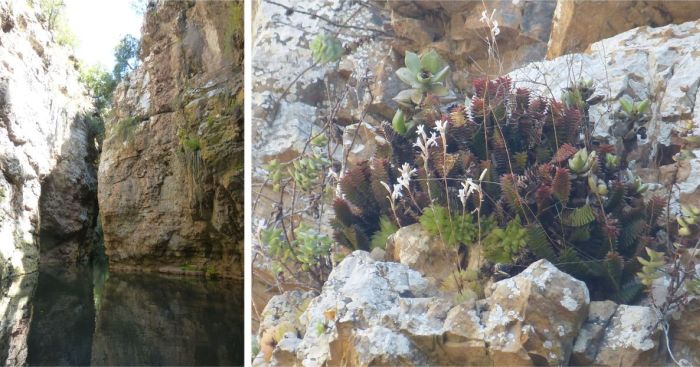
[1,267,243,366]
[0,273,37,366]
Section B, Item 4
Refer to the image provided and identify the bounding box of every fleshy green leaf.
[619,97,633,115]
[420,49,444,74]
[405,51,421,74]
[432,65,450,83]
[396,67,419,87]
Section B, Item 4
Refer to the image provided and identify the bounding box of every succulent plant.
[332,76,664,302]
[568,148,596,175]
[636,247,665,286]
[677,205,700,237]
[393,50,452,108]
[310,33,344,64]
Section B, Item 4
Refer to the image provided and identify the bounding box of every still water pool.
[1,266,243,366]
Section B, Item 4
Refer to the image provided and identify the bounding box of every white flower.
[492,20,500,36]
[434,119,449,135]
[458,187,468,207]
[427,131,438,147]
[397,163,417,190]
[416,124,427,140]
[392,183,403,200]
[399,162,417,180]
[380,180,403,201]
[480,10,488,23]
[414,135,436,158]
[397,176,409,190]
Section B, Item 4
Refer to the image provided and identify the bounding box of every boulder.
[669,297,700,366]
[257,290,316,364]
[547,0,700,58]
[294,251,441,366]
[385,223,458,284]
[571,300,618,365]
[484,259,590,366]
[257,255,593,366]
[593,305,664,366]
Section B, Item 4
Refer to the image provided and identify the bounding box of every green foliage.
[113,35,140,81]
[80,65,116,145]
[80,65,116,112]
[394,50,450,110]
[483,217,527,264]
[262,223,332,275]
[114,116,142,142]
[39,0,77,48]
[331,75,665,301]
[619,97,650,117]
[419,206,479,247]
[370,216,398,250]
[562,205,596,227]
[288,154,329,192]
[677,205,700,237]
[310,33,343,64]
[440,269,482,302]
[636,247,665,286]
[392,109,406,134]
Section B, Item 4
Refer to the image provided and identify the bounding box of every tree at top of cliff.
[113,35,141,82]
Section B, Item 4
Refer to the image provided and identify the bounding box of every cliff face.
[98,0,244,277]
[0,0,97,278]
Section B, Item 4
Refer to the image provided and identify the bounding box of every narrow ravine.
[0,0,244,365]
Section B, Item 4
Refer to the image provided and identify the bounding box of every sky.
[63,0,143,70]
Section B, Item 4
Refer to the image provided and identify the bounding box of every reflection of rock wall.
[91,273,243,366]
[26,268,95,366]
[98,0,244,277]
[0,0,95,277]
[0,273,37,366]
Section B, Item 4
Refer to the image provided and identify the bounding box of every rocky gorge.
[0,0,244,365]
[253,0,700,365]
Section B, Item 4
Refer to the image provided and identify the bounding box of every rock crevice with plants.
[253,2,700,364]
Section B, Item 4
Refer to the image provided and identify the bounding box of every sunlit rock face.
[98,0,244,277]
[509,19,700,214]
[90,273,244,366]
[0,0,96,278]
[0,273,38,366]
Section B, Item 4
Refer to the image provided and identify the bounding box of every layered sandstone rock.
[98,0,244,277]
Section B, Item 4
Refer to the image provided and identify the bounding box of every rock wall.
[510,19,700,213]
[547,0,700,59]
[0,274,37,366]
[254,252,681,366]
[0,0,97,278]
[98,0,244,277]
